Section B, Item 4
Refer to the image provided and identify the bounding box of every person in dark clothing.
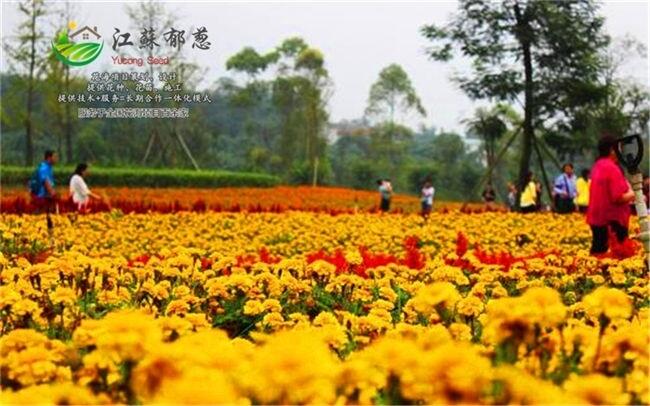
[377,179,392,212]
[482,183,497,210]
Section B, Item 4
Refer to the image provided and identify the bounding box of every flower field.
[0,206,648,404]
[0,186,495,214]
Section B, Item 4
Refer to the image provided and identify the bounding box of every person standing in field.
[420,179,435,218]
[575,169,590,213]
[482,183,496,210]
[520,172,538,213]
[553,163,577,214]
[69,163,104,213]
[587,135,635,255]
[377,179,392,212]
[30,150,58,214]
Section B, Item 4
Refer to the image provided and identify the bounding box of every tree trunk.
[25,1,38,166]
[64,66,73,163]
[514,2,534,210]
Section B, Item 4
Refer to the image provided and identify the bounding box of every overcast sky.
[1,1,648,132]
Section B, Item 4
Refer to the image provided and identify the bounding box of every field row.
[1,212,647,404]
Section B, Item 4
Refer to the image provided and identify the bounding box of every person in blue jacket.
[31,150,58,213]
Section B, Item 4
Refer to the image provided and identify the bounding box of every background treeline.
[1,0,648,201]
[1,166,280,188]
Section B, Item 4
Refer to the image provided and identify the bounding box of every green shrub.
[1,166,280,188]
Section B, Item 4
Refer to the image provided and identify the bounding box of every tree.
[364,64,425,178]
[4,0,49,165]
[43,0,77,163]
[422,0,609,206]
[222,37,331,181]
[365,64,426,126]
[270,38,331,177]
[125,0,199,167]
[464,104,514,185]
[226,47,276,82]
[543,35,649,165]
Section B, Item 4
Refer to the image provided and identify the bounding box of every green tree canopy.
[422,0,610,206]
[365,64,426,125]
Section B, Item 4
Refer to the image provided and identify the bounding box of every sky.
[1,1,648,133]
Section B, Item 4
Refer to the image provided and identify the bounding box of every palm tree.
[464,105,514,185]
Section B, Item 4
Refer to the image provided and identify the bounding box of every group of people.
[32,135,646,258]
[377,178,435,217]
[377,135,647,256]
[29,150,104,214]
[513,164,591,214]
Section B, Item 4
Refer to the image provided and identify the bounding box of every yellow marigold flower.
[522,286,567,327]
[0,382,110,405]
[400,342,492,404]
[76,351,121,386]
[493,366,579,404]
[457,295,484,317]
[158,315,193,340]
[76,310,163,361]
[449,322,472,341]
[564,374,630,405]
[184,313,211,331]
[491,283,508,298]
[582,287,632,320]
[379,285,398,302]
[590,274,606,285]
[243,299,264,316]
[0,285,21,308]
[313,311,339,327]
[261,298,282,313]
[0,329,70,387]
[242,328,340,404]
[49,286,76,306]
[344,249,362,266]
[150,369,246,405]
[165,299,190,316]
[409,282,460,316]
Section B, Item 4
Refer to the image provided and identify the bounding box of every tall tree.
[125,0,184,167]
[270,37,331,176]
[365,64,425,175]
[365,63,426,126]
[422,0,609,206]
[43,0,77,163]
[4,0,49,165]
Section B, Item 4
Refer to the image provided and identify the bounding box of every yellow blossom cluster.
[0,211,647,404]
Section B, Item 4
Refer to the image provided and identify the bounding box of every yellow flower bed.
[0,211,647,405]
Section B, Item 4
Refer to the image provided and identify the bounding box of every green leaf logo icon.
[52,25,103,67]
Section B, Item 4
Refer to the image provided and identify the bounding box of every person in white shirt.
[69,163,102,212]
[421,180,435,218]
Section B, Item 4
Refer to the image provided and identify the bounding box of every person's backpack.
[27,168,41,196]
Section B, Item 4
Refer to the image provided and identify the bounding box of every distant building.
[327,118,372,144]
[70,26,101,41]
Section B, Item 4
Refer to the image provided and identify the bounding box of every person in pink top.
[587,135,635,254]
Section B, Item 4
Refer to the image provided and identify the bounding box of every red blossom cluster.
[446,232,561,271]
[305,236,425,278]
